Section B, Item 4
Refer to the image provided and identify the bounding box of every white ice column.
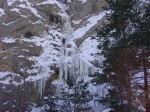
[64,64,68,80]
[34,78,46,98]
[59,63,64,81]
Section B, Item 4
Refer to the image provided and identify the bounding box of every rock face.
[69,0,107,46]
[69,0,107,20]
[0,0,62,38]
[0,37,43,79]
[0,0,107,72]
[0,0,107,38]
[0,0,108,111]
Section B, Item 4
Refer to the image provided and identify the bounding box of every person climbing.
[62,38,66,47]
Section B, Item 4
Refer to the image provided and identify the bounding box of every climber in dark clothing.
[62,38,66,46]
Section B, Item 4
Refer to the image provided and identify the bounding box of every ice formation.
[34,78,46,98]
[58,1,96,81]
[59,52,96,81]
[32,0,96,97]
[34,65,50,98]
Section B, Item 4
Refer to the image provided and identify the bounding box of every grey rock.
[69,0,107,20]
[0,37,42,77]
[0,0,62,38]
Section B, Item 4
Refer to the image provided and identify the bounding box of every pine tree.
[96,0,139,111]
[69,78,92,112]
[43,78,93,112]
[128,3,150,112]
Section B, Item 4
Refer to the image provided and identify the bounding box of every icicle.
[59,2,96,81]
[60,47,65,56]
[63,15,73,38]
[33,65,50,98]
[85,65,89,76]
[34,78,46,98]
[65,48,69,57]
[59,63,64,81]
[64,64,68,80]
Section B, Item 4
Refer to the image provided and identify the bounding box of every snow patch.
[1,37,16,43]
[7,0,42,18]
[2,21,17,26]
[0,8,5,16]
[30,104,50,112]
[102,108,113,112]
[23,28,63,97]
[19,1,42,18]
[141,0,150,3]
[37,0,62,9]
[0,72,23,86]
[77,0,87,4]
[72,20,82,25]
[80,36,100,62]
[11,8,21,14]
[7,0,16,6]
[73,11,108,39]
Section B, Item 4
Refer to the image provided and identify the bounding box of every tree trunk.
[142,46,150,112]
[124,49,132,112]
[126,71,132,112]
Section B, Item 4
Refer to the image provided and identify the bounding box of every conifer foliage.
[43,78,92,112]
[96,0,150,111]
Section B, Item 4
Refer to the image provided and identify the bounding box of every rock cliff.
[0,0,107,79]
[0,0,107,111]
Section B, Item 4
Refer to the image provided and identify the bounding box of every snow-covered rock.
[0,0,109,111]
[0,0,63,38]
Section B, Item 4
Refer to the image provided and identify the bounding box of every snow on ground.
[0,8,5,16]
[72,20,82,25]
[79,36,104,66]
[1,1,109,110]
[7,0,16,6]
[0,72,23,86]
[131,70,150,97]
[2,21,17,26]
[130,70,150,111]
[102,108,113,112]
[73,11,108,39]
[79,37,98,61]
[78,0,87,4]
[85,77,109,111]
[7,0,42,18]
[37,0,62,7]
[132,72,144,86]
[138,104,146,112]
[141,0,150,3]
[1,37,16,43]
[22,29,63,82]
[11,8,21,14]
[21,28,64,97]
[29,103,50,112]
[19,0,42,18]
[7,0,66,16]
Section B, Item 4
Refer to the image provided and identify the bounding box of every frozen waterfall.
[33,65,50,98]
[59,3,96,81]
[34,78,46,98]
[59,50,96,81]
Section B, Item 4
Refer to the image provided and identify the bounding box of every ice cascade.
[59,2,96,81]
[34,65,50,98]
